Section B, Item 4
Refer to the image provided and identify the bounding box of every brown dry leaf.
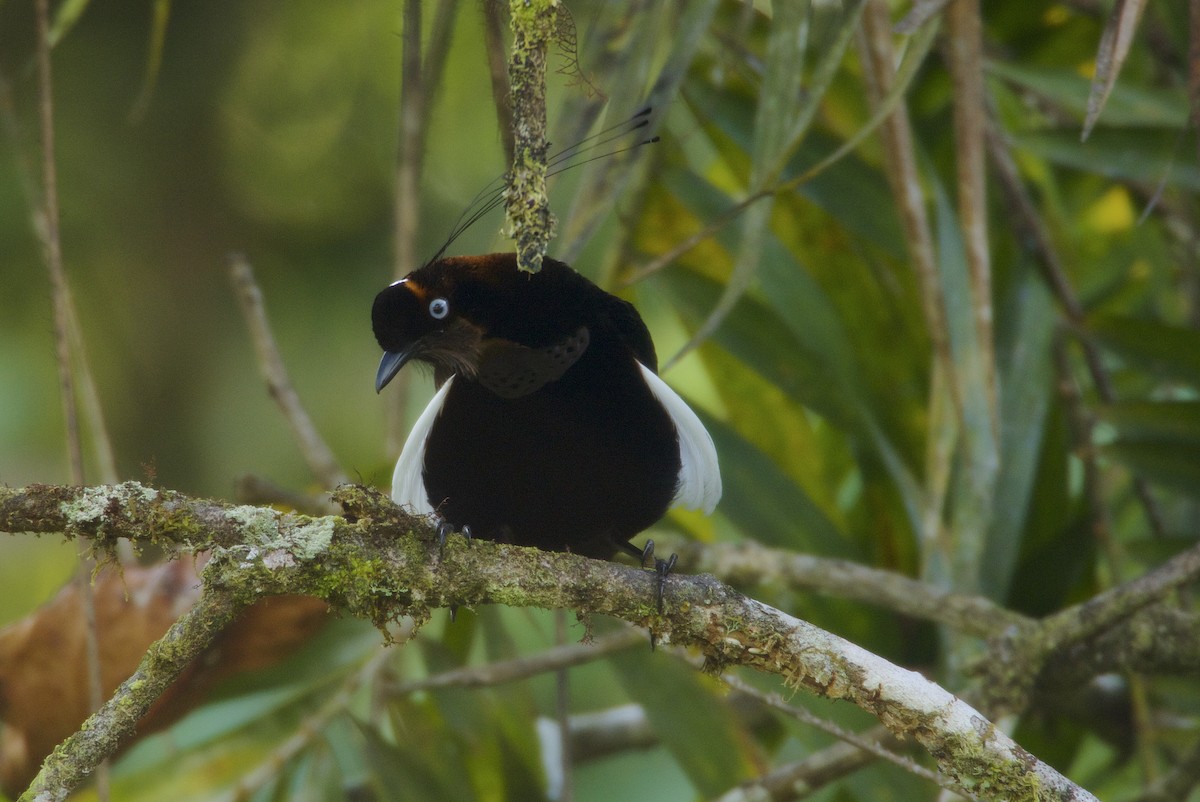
[1083,0,1148,141]
[0,561,327,796]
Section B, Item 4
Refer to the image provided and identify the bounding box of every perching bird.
[372,253,721,574]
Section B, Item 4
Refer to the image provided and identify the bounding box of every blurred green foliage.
[2,0,1199,800]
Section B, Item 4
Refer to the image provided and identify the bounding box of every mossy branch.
[0,482,1103,801]
[505,0,559,273]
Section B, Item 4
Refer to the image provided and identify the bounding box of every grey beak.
[375,349,412,393]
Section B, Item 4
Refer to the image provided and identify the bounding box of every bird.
[372,252,721,591]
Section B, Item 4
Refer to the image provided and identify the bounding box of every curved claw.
[655,552,678,614]
[434,519,474,555]
[435,519,455,554]
[639,539,656,570]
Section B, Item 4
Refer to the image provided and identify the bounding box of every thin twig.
[422,0,460,111]
[382,629,645,695]
[395,0,424,283]
[228,254,349,490]
[554,609,574,802]
[894,0,952,34]
[713,736,886,801]
[858,0,960,579]
[34,0,82,487]
[1050,335,1122,584]
[233,473,340,516]
[715,670,981,802]
[1132,735,1200,802]
[34,3,111,798]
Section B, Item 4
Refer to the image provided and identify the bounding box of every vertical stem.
[484,0,516,167]
[554,609,573,802]
[35,0,83,488]
[945,0,997,440]
[395,0,424,283]
[858,0,958,571]
[389,0,425,455]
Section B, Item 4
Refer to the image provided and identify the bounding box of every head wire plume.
[425,106,659,266]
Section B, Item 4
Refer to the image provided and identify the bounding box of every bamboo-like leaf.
[1096,401,1200,446]
[556,0,721,264]
[928,177,999,592]
[982,267,1057,600]
[989,61,1188,128]
[659,267,911,552]
[665,108,909,258]
[1082,0,1148,141]
[355,719,466,802]
[609,648,755,798]
[1015,128,1200,190]
[658,267,859,431]
[1088,315,1200,387]
[47,0,92,46]
[664,0,811,370]
[1100,441,1200,498]
[779,10,940,201]
[128,0,172,123]
[703,412,851,555]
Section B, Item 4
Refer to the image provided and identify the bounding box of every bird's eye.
[429,298,450,320]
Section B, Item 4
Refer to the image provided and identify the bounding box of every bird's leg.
[433,521,472,623]
[625,539,678,615]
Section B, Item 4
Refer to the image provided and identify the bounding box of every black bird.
[372,253,721,570]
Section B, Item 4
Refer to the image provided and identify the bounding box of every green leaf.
[657,262,923,540]
[983,267,1058,599]
[1088,315,1200,387]
[47,0,93,46]
[1100,440,1200,498]
[929,175,1000,590]
[355,719,467,802]
[1096,401,1200,445]
[988,61,1188,129]
[609,649,754,798]
[658,267,858,430]
[702,411,851,556]
[1014,129,1200,191]
[677,87,908,258]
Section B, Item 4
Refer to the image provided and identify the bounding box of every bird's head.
[373,253,619,397]
[371,260,488,393]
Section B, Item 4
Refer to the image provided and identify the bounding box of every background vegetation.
[1,0,1198,799]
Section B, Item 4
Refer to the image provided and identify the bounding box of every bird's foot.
[638,539,678,615]
[433,520,471,623]
[434,519,473,555]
